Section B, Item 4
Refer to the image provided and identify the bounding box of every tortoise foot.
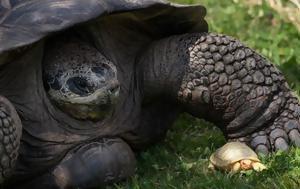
[232,95,300,154]
[252,162,267,172]
[0,96,22,183]
[17,138,136,189]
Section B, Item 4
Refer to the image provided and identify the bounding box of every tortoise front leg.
[231,162,241,173]
[17,138,136,189]
[139,32,300,154]
[0,96,22,183]
[173,33,300,153]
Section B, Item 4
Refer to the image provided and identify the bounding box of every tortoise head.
[239,159,253,170]
[43,36,120,121]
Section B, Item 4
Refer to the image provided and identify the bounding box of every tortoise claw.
[288,129,300,147]
[274,138,289,151]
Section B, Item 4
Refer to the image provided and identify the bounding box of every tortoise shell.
[210,142,260,168]
[0,0,208,55]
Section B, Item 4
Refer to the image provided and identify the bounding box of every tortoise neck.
[137,35,186,101]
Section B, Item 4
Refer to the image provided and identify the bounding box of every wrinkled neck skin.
[139,34,219,120]
[138,37,186,100]
[138,33,295,139]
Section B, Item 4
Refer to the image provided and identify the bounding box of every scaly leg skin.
[140,32,300,155]
[0,96,22,183]
[17,138,136,189]
[175,33,300,154]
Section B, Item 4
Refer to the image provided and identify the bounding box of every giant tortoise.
[0,0,299,188]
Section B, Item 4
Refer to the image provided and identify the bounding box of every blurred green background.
[111,0,300,189]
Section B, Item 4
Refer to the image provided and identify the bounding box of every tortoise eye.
[67,77,93,96]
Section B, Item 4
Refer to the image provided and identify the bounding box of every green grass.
[111,0,300,188]
[112,116,300,189]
